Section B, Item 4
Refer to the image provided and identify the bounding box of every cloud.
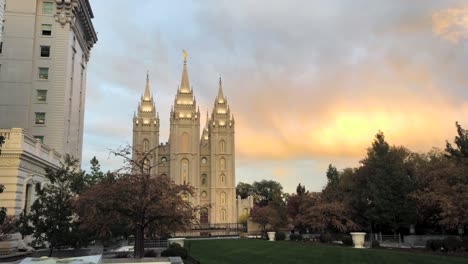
[432,6,468,43]
[83,0,468,193]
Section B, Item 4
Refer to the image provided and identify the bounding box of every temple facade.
[132,54,243,225]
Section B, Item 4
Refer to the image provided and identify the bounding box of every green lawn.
[187,239,466,264]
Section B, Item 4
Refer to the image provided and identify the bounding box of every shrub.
[115,252,130,258]
[319,233,332,243]
[276,232,286,241]
[462,237,468,251]
[144,250,157,257]
[161,245,188,259]
[342,236,353,246]
[289,233,302,241]
[442,236,463,252]
[371,240,380,248]
[426,239,442,251]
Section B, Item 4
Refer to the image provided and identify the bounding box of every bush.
[289,233,302,241]
[319,233,332,243]
[115,252,130,258]
[342,236,353,246]
[442,236,463,252]
[371,240,380,248]
[144,250,157,257]
[426,239,442,251]
[161,245,188,259]
[462,237,468,251]
[275,232,286,241]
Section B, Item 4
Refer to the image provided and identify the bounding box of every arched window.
[243,208,249,216]
[221,209,226,222]
[220,140,226,152]
[201,174,207,186]
[220,174,225,185]
[24,183,33,214]
[201,191,207,198]
[143,139,149,152]
[200,208,209,224]
[181,159,189,184]
[220,192,226,205]
[219,158,225,170]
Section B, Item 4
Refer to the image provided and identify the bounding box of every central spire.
[144,72,151,101]
[217,76,225,103]
[180,50,190,93]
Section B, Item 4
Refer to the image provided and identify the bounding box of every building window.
[221,209,226,222]
[220,192,226,205]
[37,90,47,102]
[35,112,45,124]
[220,140,226,152]
[40,46,50,57]
[24,184,33,214]
[201,191,207,198]
[41,24,52,36]
[220,158,225,170]
[161,157,167,164]
[34,136,44,143]
[0,42,3,54]
[220,174,225,185]
[43,2,53,15]
[38,67,49,80]
[201,174,207,186]
[181,159,189,184]
[243,208,249,216]
[143,139,149,152]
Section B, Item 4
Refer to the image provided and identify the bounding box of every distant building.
[0,0,97,162]
[133,55,251,224]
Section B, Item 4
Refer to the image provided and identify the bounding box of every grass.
[187,239,467,264]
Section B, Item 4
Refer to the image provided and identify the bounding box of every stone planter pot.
[168,238,186,247]
[350,232,366,248]
[267,232,276,241]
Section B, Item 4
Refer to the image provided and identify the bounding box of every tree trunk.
[48,246,53,257]
[134,225,145,258]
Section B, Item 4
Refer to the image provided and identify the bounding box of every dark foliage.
[161,243,188,259]
[442,236,463,251]
[275,232,286,241]
[342,236,353,246]
[319,233,332,243]
[289,233,302,241]
[371,240,380,248]
[143,250,157,257]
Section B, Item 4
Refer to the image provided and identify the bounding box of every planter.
[350,232,366,248]
[168,238,186,247]
[267,232,276,241]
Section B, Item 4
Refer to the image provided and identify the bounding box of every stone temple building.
[132,55,250,225]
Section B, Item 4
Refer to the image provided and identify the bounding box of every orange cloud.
[432,7,468,43]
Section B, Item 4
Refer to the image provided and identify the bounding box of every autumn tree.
[75,145,195,258]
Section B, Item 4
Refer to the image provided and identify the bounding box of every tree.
[236,182,253,199]
[18,155,89,256]
[445,122,468,160]
[252,180,283,204]
[302,192,359,233]
[75,145,195,258]
[287,184,309,232]
[322,164,341,201]
[411,149,468,230]
[86,156,105,186]
[359,132,416,233]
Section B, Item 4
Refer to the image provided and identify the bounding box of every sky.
[82,0,468,193]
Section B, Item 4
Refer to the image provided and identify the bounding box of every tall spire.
[217,75,225,103]
[180,50,190,93]
[144,72,151,101]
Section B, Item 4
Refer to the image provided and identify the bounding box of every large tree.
[445,121,468,160]
[75,146,195,258]
[287,184,309,233]
[18,155,89,256]
[236,182,254,199]
[252,180,283,204]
